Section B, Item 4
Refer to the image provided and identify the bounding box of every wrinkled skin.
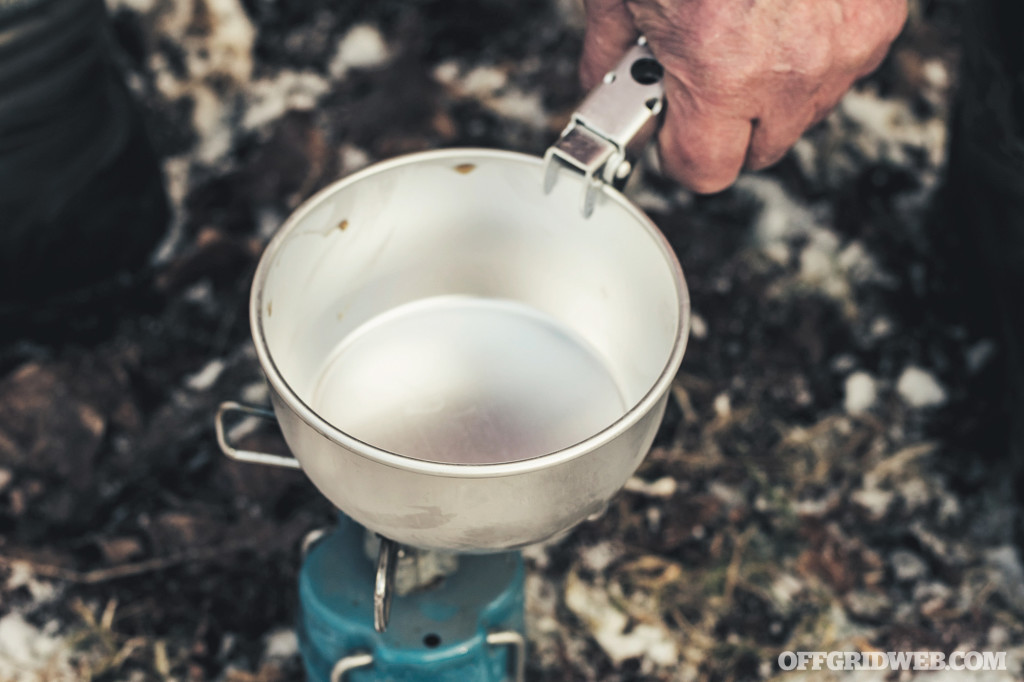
[581,0,908,192]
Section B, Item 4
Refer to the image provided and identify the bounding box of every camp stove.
[296,515,525,682]
[215,406,526,682]
[214,40,691,682]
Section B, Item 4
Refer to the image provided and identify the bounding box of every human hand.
[580,0,908,193]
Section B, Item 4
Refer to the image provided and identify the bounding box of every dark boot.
[943,0,1024,487]
[0,0,168,333]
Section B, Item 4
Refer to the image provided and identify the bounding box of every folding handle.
[544,37,665,217]
[214,401,302,470]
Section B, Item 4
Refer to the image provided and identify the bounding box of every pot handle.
[214,401,302,470]
[544,36,665,217]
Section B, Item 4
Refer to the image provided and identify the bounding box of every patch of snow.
[738,176,820,245]
[243,70,331,130]
[0,614,70,681]
[564,573,678,666]
[689,313,707,340]
[191,87,234,163]
[897,366,947,408]
[520,543,550,570]
[5,562,58,604]
[844,371,878,414]
[432,60,460,86]
[713,393,731,419]
[263,628,298,659]
[769,573,805,609]
[106,0,157,12]
[738,176,857,305]
[483,88,548,128]
[899,477,932,512]
[432,63,547,128]
[840,87,948,171]
[339,145,372,174]
[851,486,893,521]
[838,241,892,287]
[799,243,849,300]
[329,24,390,79]
[762,241,791,266]
[198,0,255,83]
[460,66,509,97]
[240,381,270,406]
[923,59,950,90]
[623,476,677,499]
[186,359,226,391]
[579,542,618,573]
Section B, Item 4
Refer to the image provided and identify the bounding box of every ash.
[1,0,1022,680]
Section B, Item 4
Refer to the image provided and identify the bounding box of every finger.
[745,106,818,170]
[657,76,753,193]
[580,0,638,89]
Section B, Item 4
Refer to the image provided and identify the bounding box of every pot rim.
[250,148,690,478]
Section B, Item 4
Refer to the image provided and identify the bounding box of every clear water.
[310,295,625,464]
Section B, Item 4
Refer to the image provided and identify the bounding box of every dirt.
[1,0,1022,680]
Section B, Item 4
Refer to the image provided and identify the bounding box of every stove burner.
[298,514,526,682]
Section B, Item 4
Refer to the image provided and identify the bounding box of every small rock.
[913,581,952,605]
[0,468,11,494]
[831,354,857,373]
[870,316,893,339]
[844,371,878,414]
[898,477,932,512]
[98,536,145,564]
[851,486,893,521]
[0,362,106,481]
[891,549,928,582]
[897,366,947,408]
[769,573,805,614]
[989,625,1010,649]
[984,546,1024,615]
[762,241,790,266]
[708,481,745,508]
[520,543,550,570]
[844,588,893,622]
[966,339,996,374]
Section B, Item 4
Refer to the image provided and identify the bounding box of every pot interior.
[255,151,687,465]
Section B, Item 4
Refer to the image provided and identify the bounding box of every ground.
[1,0,1022,680]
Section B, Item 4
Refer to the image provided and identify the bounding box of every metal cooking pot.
[215,42,690,552]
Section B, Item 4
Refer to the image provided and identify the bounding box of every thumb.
[580,0,638,90]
